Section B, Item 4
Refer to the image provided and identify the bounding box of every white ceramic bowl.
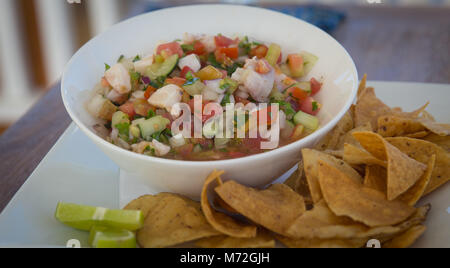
[61,4,358,199]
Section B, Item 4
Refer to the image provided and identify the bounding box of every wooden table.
[0,5,449,213]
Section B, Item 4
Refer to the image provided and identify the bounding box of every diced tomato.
[218,47,238,59]
[214,50,227,64]
[228,151,246,158]
[277,52,282,64]
[214,35,235,48]
[133,98,155,117]
[255,59,271,74]
[287,54,304,77]
[299,97,320,116]
[180,66,195,79]
[249,45,268,59]
[176,143,194,158]
[119,102,136,119]
[287,86,309,102]
[187,41,206,55]
[144,85,156,99]
[156,42,183,58]
[166,77,186,87]
[310,77,322,96]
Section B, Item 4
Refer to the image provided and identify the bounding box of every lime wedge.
[55,202,144,231]
[89,226,137,248]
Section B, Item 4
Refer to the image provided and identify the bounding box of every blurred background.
[0,0,449,134]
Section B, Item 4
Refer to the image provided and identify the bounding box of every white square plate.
[0,81,449,248]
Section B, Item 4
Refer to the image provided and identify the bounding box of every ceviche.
[86,33,323,161]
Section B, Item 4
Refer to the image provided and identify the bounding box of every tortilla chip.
[377,116,425,137]
[354,87,393,130]
[215,182,305,236]
[357,204,430,241]
[335,122,372,150]
[397,155,435,206]
[352,131,427,200]
[302,149,363,203]
[386,137,450,195]
[357,74,367,98]
[422,133,450,152]
[314,111,354,151]
[377,115,449,137]
[364,165,387,194]
[124,193,175,215]
[418,119,450,136]
[420,110,435,121]
[343,143,387,168]
[201,170,257,238]
[135,193,220,248]
[283,161,312,204]
[383,225,426,248]
[277,235,367,248]
[318,160,416,227]
[195,232,275,248]
[404,131,429,139]
[354,87,427,130]
[286,200,368,239]
[215,196,239,214]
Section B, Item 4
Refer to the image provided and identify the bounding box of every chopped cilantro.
[181,44,194,53]
[221,93,231,106]
[132,55,141,62]
[130,71,141,83]
[270,99,296,119]
[115,122,130,136]
[146,109,156,119]
[117,55,125,62]
[312,101,319,111]
[226,62,243,76]
[104,63,111,71]
[238,36,252,54]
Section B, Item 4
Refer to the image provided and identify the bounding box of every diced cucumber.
[220,78,239,94]
[137,116,170,140]
[182,79,205,96]
[131,117,146,126]
[300,51,318,76]
[145,54,179,80]
[293,111,319,131]
[265,43,281,66]
[112,111,130,128]
[279,63,291,76]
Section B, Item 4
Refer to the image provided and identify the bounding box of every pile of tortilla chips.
[124,75,449,248]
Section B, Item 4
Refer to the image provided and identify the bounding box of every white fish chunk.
[148,84,183,111]
[105,63,132,94]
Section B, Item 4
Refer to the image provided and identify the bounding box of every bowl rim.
[61,4,358,167]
